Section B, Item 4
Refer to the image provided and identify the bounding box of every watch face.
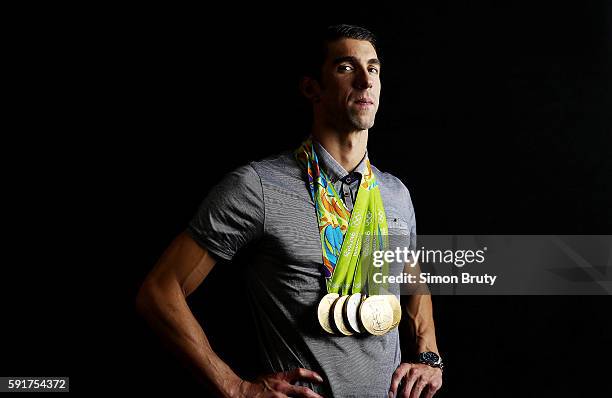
[420,351,439,363]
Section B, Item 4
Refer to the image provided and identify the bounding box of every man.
[137,25,443,398]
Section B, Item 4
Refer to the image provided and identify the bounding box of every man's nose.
[354,68,373,90]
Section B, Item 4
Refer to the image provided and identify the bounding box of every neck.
[311,121,368,173]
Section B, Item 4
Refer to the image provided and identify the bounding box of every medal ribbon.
[295,138,389,295]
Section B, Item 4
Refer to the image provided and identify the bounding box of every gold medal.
[331,295,353,336]
[343,292,365,334]
[359,295,393,336]
[317,293,339,334]
[386,294,402,330]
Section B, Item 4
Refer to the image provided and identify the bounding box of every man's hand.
[389,363,442,398]
[236,368,325,398]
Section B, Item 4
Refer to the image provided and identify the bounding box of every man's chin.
[349,117,376,131]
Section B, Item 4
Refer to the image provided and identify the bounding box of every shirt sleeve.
[186,164,265,261]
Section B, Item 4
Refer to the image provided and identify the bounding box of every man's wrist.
[416,351,444,372]
[224,374,248,398]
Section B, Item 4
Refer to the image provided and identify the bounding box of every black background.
[2,2,611,397]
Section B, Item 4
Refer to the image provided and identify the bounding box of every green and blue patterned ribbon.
[295,138,389,295]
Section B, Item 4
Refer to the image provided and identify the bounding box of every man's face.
[316,38,381,132]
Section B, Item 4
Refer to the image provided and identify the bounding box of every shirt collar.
[312,139,369,183]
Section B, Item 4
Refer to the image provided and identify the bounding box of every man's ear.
[299,76,321,103]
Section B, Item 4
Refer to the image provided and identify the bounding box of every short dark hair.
[301,24,378,81]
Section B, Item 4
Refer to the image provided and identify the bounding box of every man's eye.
[369,67,379,74]
[338,65,353,72]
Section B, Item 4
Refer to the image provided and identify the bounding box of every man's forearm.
[403,294,439,355]
[136,278,241,397]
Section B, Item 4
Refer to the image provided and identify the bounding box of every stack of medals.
[295,139,401,337]
[318,288,402,336]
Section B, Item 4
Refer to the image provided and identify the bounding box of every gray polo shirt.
[188,141,416,397]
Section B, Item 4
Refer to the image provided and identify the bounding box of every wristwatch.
[417,351,444,372]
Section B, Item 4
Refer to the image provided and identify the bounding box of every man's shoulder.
[371,164,411,197]
[248,150,303,181]
[223,151,300,182]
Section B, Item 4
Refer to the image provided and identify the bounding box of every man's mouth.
[353,98,374,108]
